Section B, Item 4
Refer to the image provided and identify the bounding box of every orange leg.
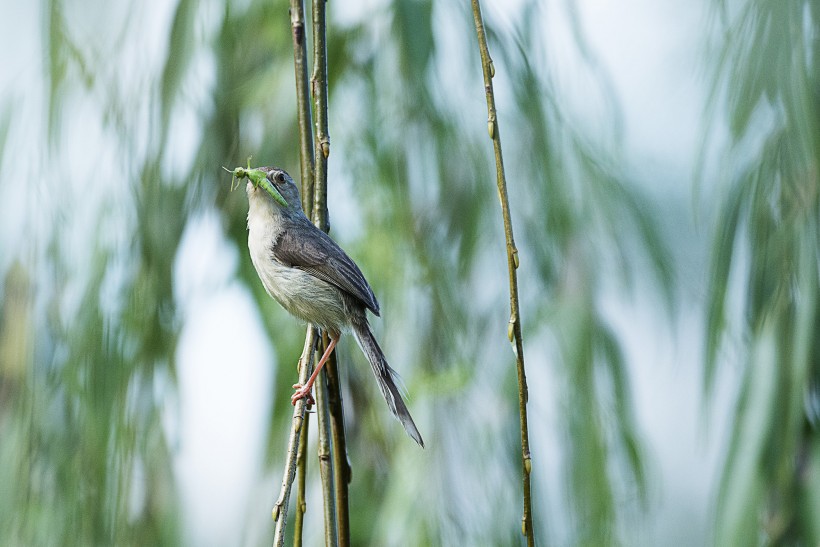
[291,335,339,406]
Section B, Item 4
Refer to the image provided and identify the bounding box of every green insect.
[223,157,288,207]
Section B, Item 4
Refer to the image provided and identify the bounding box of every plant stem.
[276,1,316,545]
[324,349,351,544]
[470,1,535,545]
[272,328,317,547]
[310,0,349,545]
[292,398,310,547]
[310,0,329,233]
[315,364,338,547]
[290,0,314,214]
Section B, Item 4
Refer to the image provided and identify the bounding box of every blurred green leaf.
[0,0,683,544]
[705,0,820,542]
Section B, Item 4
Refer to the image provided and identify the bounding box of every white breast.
[246,187,350,333]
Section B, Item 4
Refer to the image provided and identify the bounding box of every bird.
[238,165,424,447]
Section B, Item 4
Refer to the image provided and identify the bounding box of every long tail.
[352,321,424,447]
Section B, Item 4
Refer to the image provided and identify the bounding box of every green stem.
[273,0,318,544]
[470,1,535,545]
[310,0,349,544]
[289,0,317,544]
[272,328,317,547]
[292,397,310,547]
[315,362,338,547]
[290,0,314,214]
[324,350,351,545]
[311,0,329,232]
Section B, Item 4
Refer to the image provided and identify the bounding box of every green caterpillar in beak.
[226,165,288,208]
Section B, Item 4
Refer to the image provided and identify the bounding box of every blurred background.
[1,0,818,545]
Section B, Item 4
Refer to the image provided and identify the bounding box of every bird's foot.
[291,383,315,407]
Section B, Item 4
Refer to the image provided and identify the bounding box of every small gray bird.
[240,165,423,447]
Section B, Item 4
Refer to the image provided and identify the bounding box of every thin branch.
[290,0,315,542]
[315,359,338,547]
[272,2,317,545]
[470,1,535,545]
[292,393,310,547]
[310,0,329,233]
[324,349,351,543]
[272,328,317,547]
[310,0,349,545]
[287,0,319,544]
[290,0,314,214]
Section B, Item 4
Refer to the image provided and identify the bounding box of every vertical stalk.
[310,0,329,232]
[470,1,535,545]
[292,398,310,547]
[274,2,317,546]
[290,0,314,213]
[324,348,351,543]
[272,329,317,547]
[315,362,338,547]
[290,1,315,542]
[311,0,350,545]
[276,0,349,544]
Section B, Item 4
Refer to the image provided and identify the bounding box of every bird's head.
[233,165,302,213]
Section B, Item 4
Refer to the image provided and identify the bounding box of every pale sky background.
[172,1,733,545]
[0,0,735,545]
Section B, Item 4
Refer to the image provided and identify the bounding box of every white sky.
[0,0,735,544]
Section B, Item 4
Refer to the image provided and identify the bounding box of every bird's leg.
[291,335,339,406]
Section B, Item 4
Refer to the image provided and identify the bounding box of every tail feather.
[353,322,424,448]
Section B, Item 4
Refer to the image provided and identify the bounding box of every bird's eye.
[275,172,286,184]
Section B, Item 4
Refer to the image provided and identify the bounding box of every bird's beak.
[242,168,288,207]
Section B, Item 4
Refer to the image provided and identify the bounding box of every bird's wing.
[271,219,381,315]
